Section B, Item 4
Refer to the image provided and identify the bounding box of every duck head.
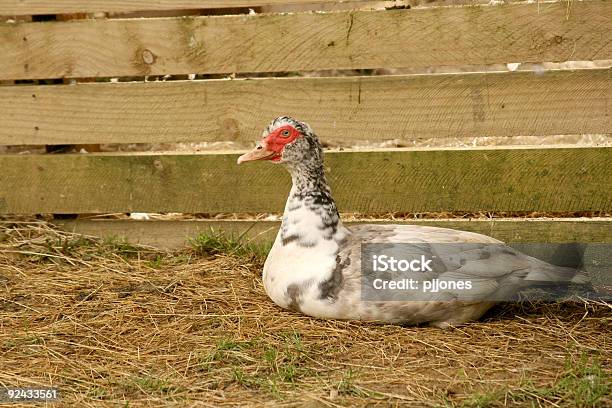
[237,117,323,170]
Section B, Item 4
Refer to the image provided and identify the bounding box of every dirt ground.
[0,221,610,407]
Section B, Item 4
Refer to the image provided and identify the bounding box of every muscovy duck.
[237,117,586,327]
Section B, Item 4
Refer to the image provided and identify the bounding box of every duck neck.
[279,162,347,248]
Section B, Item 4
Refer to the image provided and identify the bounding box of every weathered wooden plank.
[1,1,610,80]
[56,217,612,290]
[0,147,609,214]
[1,69,609,145]
[0,0,401,15]
[56,218,612,249]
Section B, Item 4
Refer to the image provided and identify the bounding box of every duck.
[237,116,586,327]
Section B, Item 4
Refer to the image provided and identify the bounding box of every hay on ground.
[0,220,610,407]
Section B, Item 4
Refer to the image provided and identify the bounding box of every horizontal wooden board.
[56,218,612,249]
[56,217,612,289]
[0,147,610,214]
[0,0,399,15]
[1,69,610,145]
[1,1,610,80]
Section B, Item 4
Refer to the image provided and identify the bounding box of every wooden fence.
[0,0,610,250]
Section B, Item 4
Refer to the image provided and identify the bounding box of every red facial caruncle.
[237,125,301,164]
[262,125,301,161]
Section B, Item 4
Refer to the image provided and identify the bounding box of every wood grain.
[57,218,612,249]
[0,147,609,214]
[1,69,609,145]
[0,0,400,15]
[1,1,610,80]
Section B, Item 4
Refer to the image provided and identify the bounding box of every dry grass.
[0,221,610,407]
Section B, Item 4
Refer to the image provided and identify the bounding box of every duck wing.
[325,224,584,304]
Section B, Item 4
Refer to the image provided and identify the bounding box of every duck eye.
[280,129,291,137]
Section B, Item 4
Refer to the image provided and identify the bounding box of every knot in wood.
[142,49,156,65]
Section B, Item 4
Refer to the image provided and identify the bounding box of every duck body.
[264,221,502,327]
[239,117,586,327]
[262,196,572,328]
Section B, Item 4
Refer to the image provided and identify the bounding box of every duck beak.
[237,143,277,164]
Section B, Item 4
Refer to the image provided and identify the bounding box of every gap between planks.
[0,0,532,16]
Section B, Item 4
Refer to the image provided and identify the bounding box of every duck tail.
[522,259,594,299]
[524,261,589,284]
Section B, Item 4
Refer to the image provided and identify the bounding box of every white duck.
[237,117,586,327]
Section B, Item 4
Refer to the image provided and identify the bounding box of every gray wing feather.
[333,224,583,302]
